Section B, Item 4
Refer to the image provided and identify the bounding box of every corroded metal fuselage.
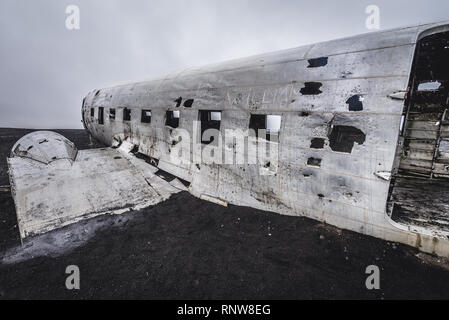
[82,21,449,257]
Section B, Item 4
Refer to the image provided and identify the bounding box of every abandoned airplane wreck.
[7,21,449,257]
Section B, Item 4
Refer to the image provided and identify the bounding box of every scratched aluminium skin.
[82,21,449,257]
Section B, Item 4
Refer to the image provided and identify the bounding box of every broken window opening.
[90,108,95,118]
[307,157,322,167]
[300,82,323,95]
[346,95,364,111]
[307,57,328,68]
[388,30,449,235]
[249,114,281,142]
[199,110,221,145]
[141,109,152,123]
[166,110,180,128]
[109,108,116,120]
[328,125,366,153]
[183,99,194,108]
[310,138,325,149]
[123,108,131,121]
[98,107,104,125]
[394,31,449,177]
[174,97,182,108]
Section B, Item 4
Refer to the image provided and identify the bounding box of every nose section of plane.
[81,97,88,130]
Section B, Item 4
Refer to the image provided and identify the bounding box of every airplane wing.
[7,131,186,239]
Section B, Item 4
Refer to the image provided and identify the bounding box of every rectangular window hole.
[249,114,281,141]
[98,107,104,125]
[166,110,180,128]
[123,108,131,121]
[141,109,152,123]
[199,110,221,145]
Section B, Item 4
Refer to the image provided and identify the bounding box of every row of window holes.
[89,108,283,140]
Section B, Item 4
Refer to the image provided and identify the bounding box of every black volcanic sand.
[1,128,449,299]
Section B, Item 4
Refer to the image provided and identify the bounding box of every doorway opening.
[388,30,449,235]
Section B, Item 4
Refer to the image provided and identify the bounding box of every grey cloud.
[0,0,448,128]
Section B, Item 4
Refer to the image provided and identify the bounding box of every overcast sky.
[0,0,448,129]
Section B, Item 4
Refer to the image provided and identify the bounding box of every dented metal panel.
[10,131,77,164]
